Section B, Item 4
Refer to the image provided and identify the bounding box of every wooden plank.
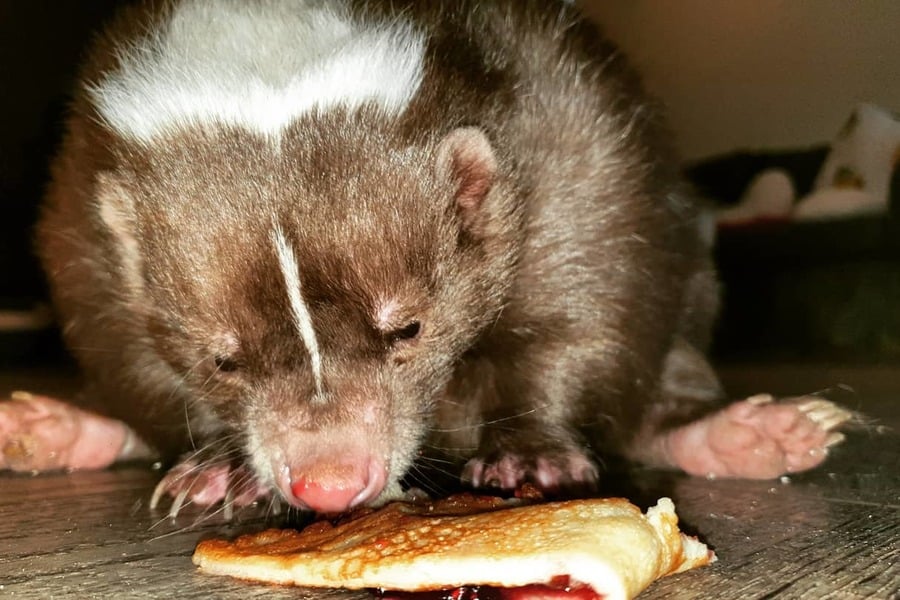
[1,369,899,599]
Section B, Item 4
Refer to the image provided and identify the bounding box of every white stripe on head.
[89,0,425,142]
[271,225,324,398]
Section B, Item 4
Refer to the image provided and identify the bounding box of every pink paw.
[664,394,852,479]
[462,449,598,493]
[150,458,270,519]
[0,391,140,472]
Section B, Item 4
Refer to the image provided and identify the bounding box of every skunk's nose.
[287,456,387,513]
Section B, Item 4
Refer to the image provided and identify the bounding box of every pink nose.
[289,459,386,513]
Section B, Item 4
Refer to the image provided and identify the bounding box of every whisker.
[427,405,546,433]
[266,495,283,518]
[414,454,457,466]
[404,468,445,497]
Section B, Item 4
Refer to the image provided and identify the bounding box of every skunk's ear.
[435,127,497,231]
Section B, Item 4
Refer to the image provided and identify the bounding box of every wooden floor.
[1,364,898,599]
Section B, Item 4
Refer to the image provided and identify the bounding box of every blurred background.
[584,1,900,364]
[1,0,898,368]
[584,1,900,161]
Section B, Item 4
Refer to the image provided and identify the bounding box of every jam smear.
[374,577,602,600]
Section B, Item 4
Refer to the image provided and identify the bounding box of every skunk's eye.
[214,354,240,373]
[387,321,421,345]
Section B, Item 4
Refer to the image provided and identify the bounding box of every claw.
[825,432,846,448]
[170,487,191,519]
[747,393,775,406]
[150,478,167,510]
[796,398,853,431]
[796,398,833,413]
[149,458,269,520]
[223,487,235,521]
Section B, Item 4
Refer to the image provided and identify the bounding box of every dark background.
[1,1,127,303]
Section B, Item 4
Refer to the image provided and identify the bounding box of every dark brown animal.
[0,0,849,515]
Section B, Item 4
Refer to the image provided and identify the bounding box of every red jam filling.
[373,577,602,600]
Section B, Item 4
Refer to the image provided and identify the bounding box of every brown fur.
[37,0,723,503]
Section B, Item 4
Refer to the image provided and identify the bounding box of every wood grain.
[1,366,898,599]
